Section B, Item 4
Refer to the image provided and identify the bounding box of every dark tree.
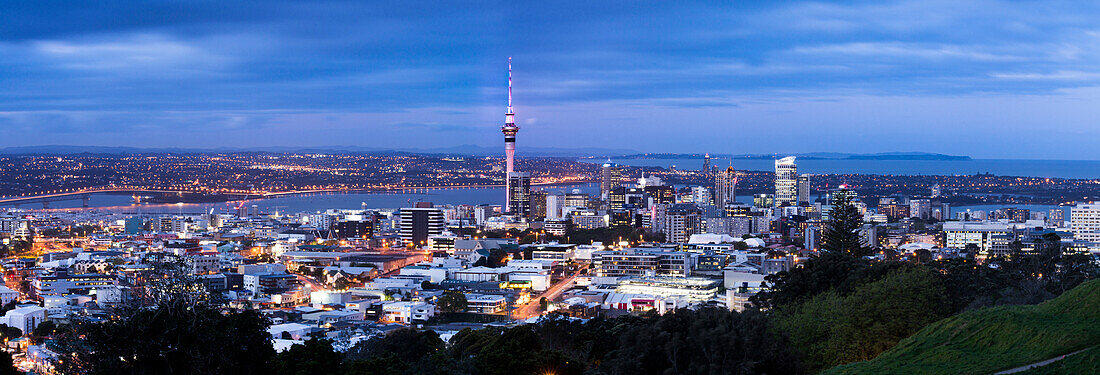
[0,325,21,342]
[773,268,949,372]
[0,351,19,375]
[821,192,866,256]
[273,338,343,375]
[344,328,463,375]
[752,252,911,310]
[51,300,274,375]
[32,320,57,338]
[437,290,468,313]
[595,308,801,375]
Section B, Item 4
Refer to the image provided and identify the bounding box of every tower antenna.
[508,57,513,110]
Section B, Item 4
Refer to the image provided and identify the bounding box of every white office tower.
[545,193,564,219]
[1070,203,1100,242]
[691,186,713,207]
[714,166,737,208]
[775,157,798,207]
[910,199,932,220]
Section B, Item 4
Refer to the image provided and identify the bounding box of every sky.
[3,1,1100,159]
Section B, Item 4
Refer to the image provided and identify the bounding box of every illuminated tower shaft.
[502,57,520,212]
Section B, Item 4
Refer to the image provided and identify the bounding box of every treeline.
[752,195,1100,372]
[45,303,797,375]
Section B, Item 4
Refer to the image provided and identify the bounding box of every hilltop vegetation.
[1015,345,1100,375]
[823,279,1100,375]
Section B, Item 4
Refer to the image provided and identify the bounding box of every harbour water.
[19,184,1066,220]
[21,184,601,214]
[584,158,1100,179]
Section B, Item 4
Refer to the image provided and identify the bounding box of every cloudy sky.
[3,1,1100,159]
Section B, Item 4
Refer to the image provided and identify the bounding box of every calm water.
[20,184,600,214]
[13,184,1070,221]
[586,158,1100,179]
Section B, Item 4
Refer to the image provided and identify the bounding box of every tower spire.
[502,57,520,212]
[508,57,513,110]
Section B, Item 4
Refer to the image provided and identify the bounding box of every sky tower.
[502,57,520,212]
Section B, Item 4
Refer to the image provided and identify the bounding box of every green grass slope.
[1014,344,1100,375]
[823,279,1100,375]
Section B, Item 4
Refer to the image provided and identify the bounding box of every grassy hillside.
[1014,344,1100,374]
[823,279,1100,375]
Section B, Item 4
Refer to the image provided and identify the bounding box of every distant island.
[590,152,972,161]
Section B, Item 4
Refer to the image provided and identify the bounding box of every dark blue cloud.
[2,1,1100,158]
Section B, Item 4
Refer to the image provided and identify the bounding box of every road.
[296,274,324,293]
[512,265,588,320]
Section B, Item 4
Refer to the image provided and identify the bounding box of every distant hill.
[0,144,637,158]
[824,279,1100,375]
[597,152,971,161]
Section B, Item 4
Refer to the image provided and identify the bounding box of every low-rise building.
[382,301,435,324]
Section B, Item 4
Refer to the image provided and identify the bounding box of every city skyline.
[4,1,1100,159]
[3,3,1099,374]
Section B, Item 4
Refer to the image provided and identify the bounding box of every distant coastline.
[590,152,971,161]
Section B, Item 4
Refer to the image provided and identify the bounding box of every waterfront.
[19,186,1069,220]
[21,184,601,214]
[585,158,1100,179]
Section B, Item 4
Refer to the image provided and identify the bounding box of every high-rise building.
[333,219,373,239]
[399,207,445,247]
[600,161,623,200]
[910,199,932,220]
[529,190,548,219]
[507,172,532,218]
[1070,203,1100,242]
[753,194,774,209]
[702,153,712,177]
[804,225,820,250]
[691,186,712,207]
[609,187,628,210]
[545,193,564,219]
[1048,208,1066,228]
[659,204,703,243]
[502,58,520,212]
[797,175,811,205]
[714,165,737,208]
[563,190,589,208]
[775,157,798,207]
[644,185,676,205]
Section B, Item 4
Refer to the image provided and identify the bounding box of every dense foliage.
[823,279,1100,374]
[436,290,468,313]
[772,268,950,372]
[820,193,867,256]
[52,300,274,375]
[280,309,799,375]
[754,202,1099,373]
